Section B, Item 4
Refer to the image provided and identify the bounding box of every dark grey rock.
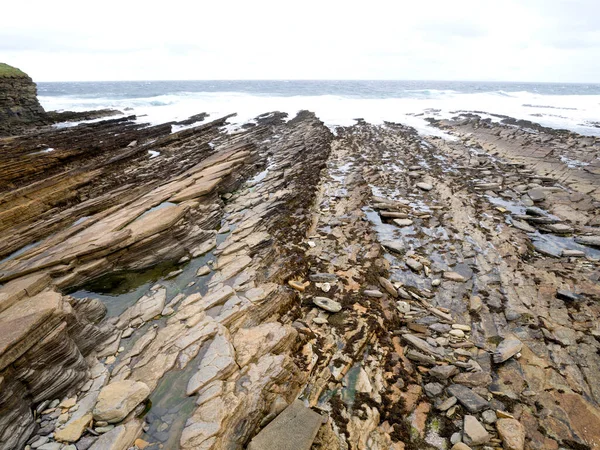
[447,384,489,413]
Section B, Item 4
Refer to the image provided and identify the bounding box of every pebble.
[313,297,342,313]
[482,410,497,424]
[121,328,134,338]
[363,289,384,298]
[416,182,434,191]
[105,356,116,365]
[432,279,441,287]
[452,324,471,332]
[288,280,306,292]
[396,301,411,314]
[394,218,414,227]
[449,329,465,338]
[469,296,482,313]
[312,317,328,325]
[437,396,458,411]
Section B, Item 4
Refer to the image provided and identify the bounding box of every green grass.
[0,63,27,78]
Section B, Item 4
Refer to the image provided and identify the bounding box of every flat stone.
[463,415,490,446]
[496,418,525,450]
[54,412,92,442]
[394,218,414,227]
[447,384,489,413]
[527,188,546,202]
[493,338,522,364]
[511,219,536,233]
[424,382,444,397]
[454,371,493,388]
[556,290,583,302]
[561,249,585,257]
[443,271,467,282]
[451,443,472,450]
[469,296,482,313]
[196,265,211,277]
[437,396,457,411]
[308,273,338,283]
[288,280,306,292]
[405,258,423,272]
[482,410,497,424]
[449,329,465,338]
[93,381,150,423]
[363,289,384,298]
[378,276,398,298]
[247,400,322,450]
[397,301,411,314]
[575,235,600,248]
[429,364,459,381]
[88,419,143,450]
[381,240,405,254]
[416,182,433,191]
[313,297,342,313]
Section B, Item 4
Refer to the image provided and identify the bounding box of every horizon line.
[35,78,600,85]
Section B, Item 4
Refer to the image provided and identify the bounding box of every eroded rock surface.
[1,104,600,450]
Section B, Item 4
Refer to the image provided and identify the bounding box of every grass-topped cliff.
[0,63,28,78]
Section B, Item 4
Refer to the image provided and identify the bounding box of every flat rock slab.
[313,297,342,313]
[447,384,489,413]
[248,400,322,450]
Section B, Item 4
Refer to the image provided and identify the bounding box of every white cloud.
[0,0,598,82]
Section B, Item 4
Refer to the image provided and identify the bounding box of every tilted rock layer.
[0,104,599,450]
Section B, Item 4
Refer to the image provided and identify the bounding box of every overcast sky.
[1,0,599,82]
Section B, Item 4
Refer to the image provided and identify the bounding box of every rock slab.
[247,400,322,450]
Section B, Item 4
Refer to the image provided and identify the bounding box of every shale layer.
[1,108,600,450]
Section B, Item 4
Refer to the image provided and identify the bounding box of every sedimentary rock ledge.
[0,107,599,450]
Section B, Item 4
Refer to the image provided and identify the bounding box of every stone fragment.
[482,410,497,424]
[437,396,457,411]
[405,258,423,272]
[556,290,583,302]
[378,276,398,298]
[308,273,338,283]
[313,297,342,313]
[381,240,405,254]
[247,400,322,450]
[493,339,522,364]
[469,296,482,313]
[451,443,472,450]
[363,289,383,298]
[88,419,143,450]
[443,271,467,282]
[447,384,489,413]
[527,188,546,202]
[288,280,306,292]
[454,371,492,387]
[196,265,211,277]
[575,235,600,247]
[429,365,459,381]
[496,418,525,450]
[416,182,433,191]
[463,415,490,446]
[54,413,92,442]
[394,218,414,227]
[93,381,150,423]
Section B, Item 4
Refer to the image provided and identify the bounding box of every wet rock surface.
[0,106,599,450]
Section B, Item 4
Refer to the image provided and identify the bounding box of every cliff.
[0,62,47,134]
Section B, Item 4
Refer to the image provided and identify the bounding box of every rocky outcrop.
[1,106,600,450]
[0,62,47,134]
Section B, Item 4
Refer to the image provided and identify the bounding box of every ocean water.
[37,80,600,136]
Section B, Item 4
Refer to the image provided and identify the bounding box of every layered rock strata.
[0,105,599,450]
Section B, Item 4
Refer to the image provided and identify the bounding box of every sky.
[1,0,599,82]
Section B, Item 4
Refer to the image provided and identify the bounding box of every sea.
[36,80,600,137]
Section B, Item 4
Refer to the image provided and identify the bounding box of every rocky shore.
[1,67,600,450]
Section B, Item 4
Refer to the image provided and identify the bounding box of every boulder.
[92,381,150,423]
